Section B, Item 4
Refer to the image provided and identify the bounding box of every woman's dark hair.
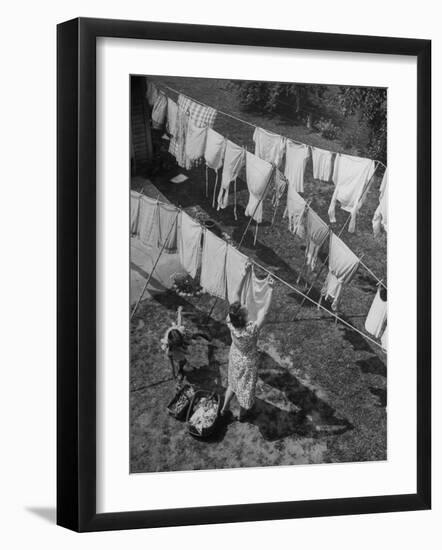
[168,328,184,350]
[229,301,247,329]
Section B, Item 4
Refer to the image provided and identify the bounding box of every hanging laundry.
[178,94,217,128]
[321,233,359,311]
[179,211,203,278]
[283,186,307,237]
[271,169,288,208]
[157,203,179,253]
[245,152,273,224]
[226,245,249,303]
[381,325,387,351]
[218,140,245,212]
[204,128,226,171]
[328,154,376,233]
[284,140,310,193]
[305,208,329,271]
[253,127,285,167]
[184,120,207,169]
[166,98,178,137]
[169,105,189,168]
[138,195,159,246]
[365,286,387,338]
[240,266,274,323]
[311,147,333,182]
[151,93,168,130]
[130,190,141,235]
[145,80,159,107]
[200,230,227,299]
[373,168,388,237]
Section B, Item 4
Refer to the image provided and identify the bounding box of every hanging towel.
[178,94,217,128]
[321,233,359,310]
[204,129,226,171]
[166,98,178,137]
[218,141,245,211]
[157,203,179,253]
[240,266,274,323]
[184,121,207,168]
[151,93,168,130]
[365,287,388,338]
[312,147,333,181]
[179,211,203,278]
[373,169,388,237]
[328,154,376,232]
[284,141,310,193]
[138,195,159,246]
[272,169,288,208]
[253,127,285,167]
[145,80,159,107]
[130,190,141,235]
[245,152,273,224]
[305,208,329,271]
[226,245,249,303]
[200,230,228,299]
[283,186,307,237]
[169,105,189,167]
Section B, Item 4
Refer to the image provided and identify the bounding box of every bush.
[314,118,340,140]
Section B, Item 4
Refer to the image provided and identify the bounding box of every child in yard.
[161,307,211,383]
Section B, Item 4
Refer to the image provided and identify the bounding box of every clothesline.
[133,192,385,352]
[150,80,387,291]
[152,79,388,171]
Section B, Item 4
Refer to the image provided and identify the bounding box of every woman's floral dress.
[227,319,259,409]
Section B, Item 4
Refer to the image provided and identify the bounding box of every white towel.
[284,186,307,237]
[328,154,376,233]
[166,98,178,136]
[151,93,167,130]
[218,141,245,210]
[305,209,329,270]
[184,120,207,168]
[312,147,333,181]
[240,266,273,323]
[200,231,228,299]
[373,169,388,237]
[138,195,159,246]
[253,127,285,167]
[284,141,310,193]
[179,212,203,278]
[157,202,179,253]
[226,246,249,303]
[204,128,226,171]
[245,152,273,224]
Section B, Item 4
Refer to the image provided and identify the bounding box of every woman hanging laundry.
[221,263,274,422]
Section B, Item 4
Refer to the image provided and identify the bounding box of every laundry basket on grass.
[167,384,195,420]
[186,390,221,438]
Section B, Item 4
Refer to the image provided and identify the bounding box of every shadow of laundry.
[369,386,387,407]
[356,355,387,377]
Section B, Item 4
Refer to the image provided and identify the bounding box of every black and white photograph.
[129,75,388,474]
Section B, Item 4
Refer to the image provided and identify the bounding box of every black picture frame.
[57,17,431,532]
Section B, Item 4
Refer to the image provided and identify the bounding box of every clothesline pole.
[238,165,276,248]
[130,210,180,320]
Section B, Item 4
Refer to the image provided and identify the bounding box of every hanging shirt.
[225,245,249,304]
[179,212,203,278]
[204,128,226,171]
[130,190,141,235]
[200,230,227,299]
[271,169,288,208]
[138,195,159,246]
[178,94,217,128]
[305,208,329,271]
[373,168,388,237]
[151,93,168,130]
[166,98,178,137]
[157,203,179,253]
[283,186,307,237]
[365,287,388,338]
[184,121,207,169]
[311,147,333,181]
[145,80,159,106]
[253,127,285,167]
[169,105,189,168]
[321,233,359,310]
[328,154,376,233]
[218,141,245,210]
[245,152,273,224]
[284,141,310,193]
[240,266,273,323]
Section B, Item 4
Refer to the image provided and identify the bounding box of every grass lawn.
[130,76,387,473]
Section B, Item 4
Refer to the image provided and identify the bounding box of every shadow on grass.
[356,355,387,377]
[141,290,353,443]
[369,386,387,407]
